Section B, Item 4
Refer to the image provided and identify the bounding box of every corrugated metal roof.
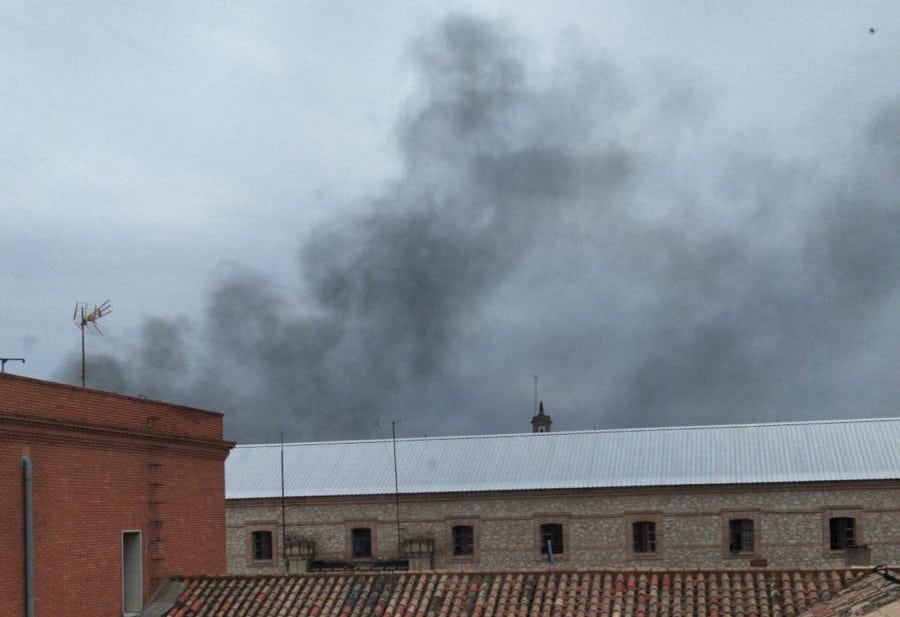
[225,418,900,499]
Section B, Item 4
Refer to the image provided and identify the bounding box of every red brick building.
[0,374,234,616]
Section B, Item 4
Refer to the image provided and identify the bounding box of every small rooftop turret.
[531,401,552,433]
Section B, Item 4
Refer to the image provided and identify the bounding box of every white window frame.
[121,530,143,616]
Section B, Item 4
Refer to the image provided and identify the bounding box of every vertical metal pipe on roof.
[280,434,287,573]
[22,455,34,617]
[392,421,401,560]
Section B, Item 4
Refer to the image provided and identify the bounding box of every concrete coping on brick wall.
[140,580,187,617]
[0,373,226,417]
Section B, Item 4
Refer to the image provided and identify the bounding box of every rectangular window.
[632,521,657,553]
[352,528,372,558]
[452,525,474,556]
[540,523,564,555]
[729,519,754,553]
[252,530,273,561]
[122,531,142,615]
[830,517,855,550]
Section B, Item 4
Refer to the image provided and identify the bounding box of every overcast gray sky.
[1,2,898,442]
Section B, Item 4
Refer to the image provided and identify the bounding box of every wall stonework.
[227,482,900,573]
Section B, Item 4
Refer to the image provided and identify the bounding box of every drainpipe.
[22,456,34,617]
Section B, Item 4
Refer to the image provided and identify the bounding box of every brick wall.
[0,373,223,439]
[0,374,233,617]
[226,481,900,573]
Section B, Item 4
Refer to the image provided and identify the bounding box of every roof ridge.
[234,417,900,448]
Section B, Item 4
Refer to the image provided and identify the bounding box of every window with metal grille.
[728,519,754,553]
[632,521,657,553]
[351,528,372,558]
[252,530,273,560]
[452,525,474,556]
[829,517,855,549]
[540,523,564,555]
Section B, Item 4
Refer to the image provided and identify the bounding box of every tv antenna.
[1,358,25,373]
[73,300,112,388]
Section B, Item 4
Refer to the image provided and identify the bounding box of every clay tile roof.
[146,569,882,617]
[796,568,900,617]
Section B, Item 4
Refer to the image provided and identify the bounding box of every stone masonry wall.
[226,481,900,574]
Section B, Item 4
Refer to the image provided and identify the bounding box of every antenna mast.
[280,432,287,573]
[73,300,112,387]
[1,358,26,373]
[392,420,402,560]
[389,418,409,561]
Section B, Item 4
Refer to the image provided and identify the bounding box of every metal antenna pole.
[534,375,538,415]
[281,432,287,573]
[72,300,112,389]
[80,306,86,387]
[1,358,26,374]
[392,420,401,560]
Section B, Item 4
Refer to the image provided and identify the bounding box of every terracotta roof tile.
[795,569,900,617]
[154,570,877,617]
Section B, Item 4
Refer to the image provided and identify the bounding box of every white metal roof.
[225,418,900,499]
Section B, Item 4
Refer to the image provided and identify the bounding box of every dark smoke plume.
[56,16,899,441]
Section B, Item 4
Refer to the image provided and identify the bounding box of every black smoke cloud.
[56,16,899,441]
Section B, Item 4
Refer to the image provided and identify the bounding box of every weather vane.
[73,300,112,388]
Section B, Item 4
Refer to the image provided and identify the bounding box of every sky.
[1,2,898,443]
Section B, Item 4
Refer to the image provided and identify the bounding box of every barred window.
[729,519,754,553]
[829,517,855,550]
[632,521,657,553]
[351,528,372,558]
[252,530,273,560]
[452,525,474,556]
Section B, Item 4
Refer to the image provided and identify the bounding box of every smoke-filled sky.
[2,3,898,442]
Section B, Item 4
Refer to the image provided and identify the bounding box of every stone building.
[224,417,900,575]
[0,374,233,616]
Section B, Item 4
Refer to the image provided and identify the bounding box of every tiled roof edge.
[164,566,881,582]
